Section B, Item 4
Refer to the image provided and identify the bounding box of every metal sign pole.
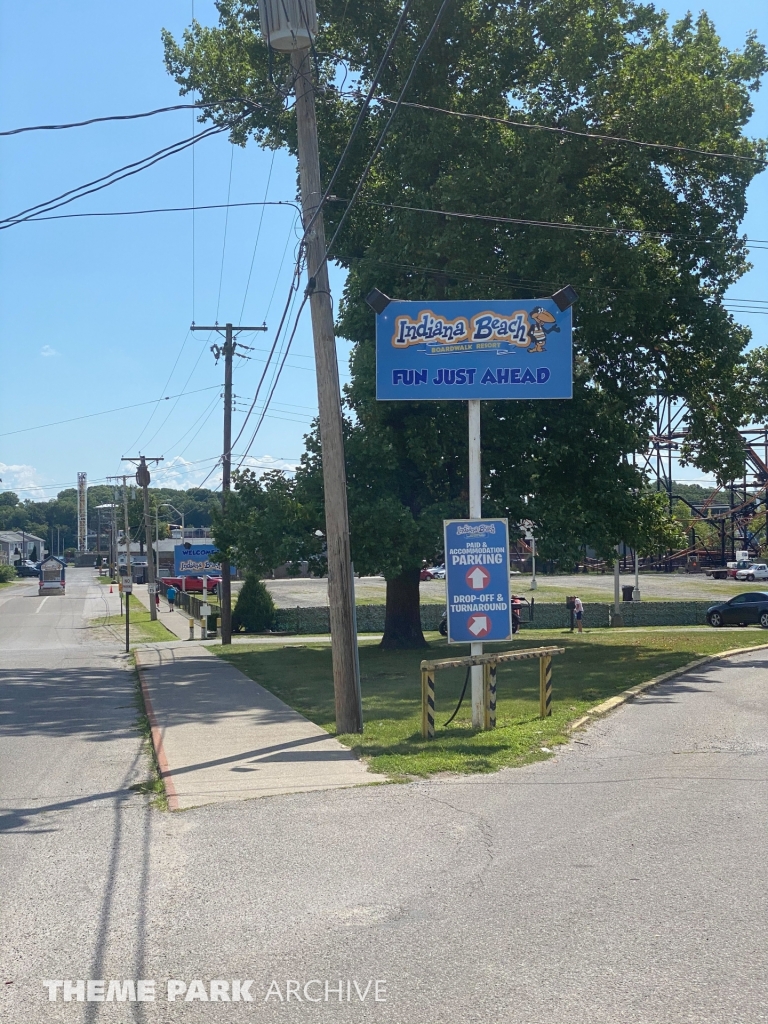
[468,399,484,729]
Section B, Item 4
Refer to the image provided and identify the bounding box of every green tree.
[232,574,276,632]
[165,0,767,645]
[214,469,324,577]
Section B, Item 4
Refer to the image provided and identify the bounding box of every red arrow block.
[467,614,491,638]
[465,565,491,590]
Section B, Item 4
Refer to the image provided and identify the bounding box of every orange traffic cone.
[109,585,113,594]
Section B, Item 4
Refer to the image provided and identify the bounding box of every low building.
[0,530,46,565]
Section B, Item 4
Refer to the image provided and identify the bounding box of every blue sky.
[0,0,766,500]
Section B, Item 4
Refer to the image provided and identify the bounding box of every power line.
[0,383,223,437]
[329,196,768,246]
[321,0,453,269]
[300,0,415,243]
[126,329,192,452]
[0,122,231,229]
[10,198,301,225]
[140,331,218,450]
[0,103,213,136]
[225,0,452,474]
[238,150,276,322]
[262,216,301,322]
[236,293,311,468]
[343,252,768,310]
[386,100,766,164]
[164,392,223,455]
[215,146,236,322]
[230,253,306,453]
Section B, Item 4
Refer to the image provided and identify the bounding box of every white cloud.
[239,454,299,475]
[40,345,59,357]
[153,454,298,491]
[0,462,48,499]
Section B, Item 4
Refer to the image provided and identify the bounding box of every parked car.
[420,565,446,581]
[161,575,221,593]
[727,559,755,579]
[15,561,40,578]
[707,592,768,628]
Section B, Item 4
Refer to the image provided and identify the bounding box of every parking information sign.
[444,518,512,644]
[376,298,572,401]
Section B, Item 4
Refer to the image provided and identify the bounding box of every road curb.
[134,650,180,811]
[567,641,768,733]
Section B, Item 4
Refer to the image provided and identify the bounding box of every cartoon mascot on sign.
[527,307,559,352]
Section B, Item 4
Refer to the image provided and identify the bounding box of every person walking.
[166,584,177,612]
[154,590,160,612]
[573,595,584,633]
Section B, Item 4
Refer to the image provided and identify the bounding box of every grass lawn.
[215,628,768,778]
[104,594,176,645]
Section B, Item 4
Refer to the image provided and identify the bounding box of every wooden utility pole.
[191,323,266,645]
[291,47,362,733]
[122,456,164,621]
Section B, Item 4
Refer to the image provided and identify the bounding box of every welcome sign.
[173,544,235,576]
[375,298,572,400]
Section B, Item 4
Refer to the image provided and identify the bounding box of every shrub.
[0,564,16,583]
[232,575,275,633]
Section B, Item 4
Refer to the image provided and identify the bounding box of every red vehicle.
[726,559,754,579]
[162,576,221,593]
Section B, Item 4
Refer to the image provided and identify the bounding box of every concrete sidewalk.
[135,642,384,809]
[131,582,195,640]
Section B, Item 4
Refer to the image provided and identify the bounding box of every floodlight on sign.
[551,284,579,312]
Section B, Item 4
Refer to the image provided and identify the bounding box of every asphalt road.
[2,568,767,1023]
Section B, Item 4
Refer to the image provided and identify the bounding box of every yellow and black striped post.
[421,667,436,739]
[422,646,562,736]
[539,654,552,718]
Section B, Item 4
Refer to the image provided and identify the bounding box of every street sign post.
[370,287,577,728]
[444,519,512,644]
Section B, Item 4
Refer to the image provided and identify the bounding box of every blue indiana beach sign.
[173,544,235,576]
[444,519,512,644]
[376,298,572,400]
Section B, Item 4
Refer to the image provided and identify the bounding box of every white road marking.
[35,597,48,613]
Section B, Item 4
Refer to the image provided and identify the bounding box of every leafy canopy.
[165,0,767,574]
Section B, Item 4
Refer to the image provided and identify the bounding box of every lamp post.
[160,502,186,592]
[612,544,624,627]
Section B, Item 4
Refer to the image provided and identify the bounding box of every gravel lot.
[264,572,757,607]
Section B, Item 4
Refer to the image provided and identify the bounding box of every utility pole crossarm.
[190,325,267,332]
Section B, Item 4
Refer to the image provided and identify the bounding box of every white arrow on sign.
[468,614,490,636]
[466,565,490,590]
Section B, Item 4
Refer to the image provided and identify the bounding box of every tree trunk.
[381,568,428,649]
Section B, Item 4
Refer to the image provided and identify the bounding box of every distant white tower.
[77,472,87,552]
